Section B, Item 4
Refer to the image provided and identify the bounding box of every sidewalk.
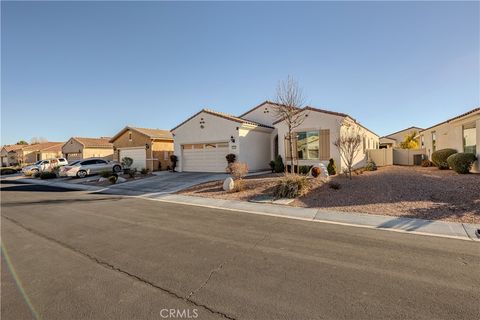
[4,174,479,241]
[144,194,480,242]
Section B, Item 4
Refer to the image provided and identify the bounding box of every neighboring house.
[109,126,174,171]
[1,144,27,166]
[62,137,114,161]
[17,142,64,164]
[171,101,379,173]
[379,126,424,149]
[419,107,479,171]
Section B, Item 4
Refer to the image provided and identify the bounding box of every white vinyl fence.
[367,148,426,166]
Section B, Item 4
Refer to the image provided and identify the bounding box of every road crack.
[2,216,236,320]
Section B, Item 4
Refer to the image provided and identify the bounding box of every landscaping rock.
[117,177,127,183]
[309,163,329,178]
[98,177,108,182]
[223,177,235,191]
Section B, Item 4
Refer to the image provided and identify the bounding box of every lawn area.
[179,166,480,224]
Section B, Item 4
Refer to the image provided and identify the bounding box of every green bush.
[327,158,337,175]
[39,171,57,179]
[0,168,17,175]
[170,154,178,172]
[447,153,477,174]
[100,170,113,178]
[328,181,341,190]
[364,160,377,171]
[225,153,236,164]
[274,174,310,199]
[128,168,137,178]
[33,171,41,178]
[432,148,457,169]
[298,165,312,175]
[269,161,275,173]
[274,155,285,173]
[108,175,118,184]
[140,168,149,175]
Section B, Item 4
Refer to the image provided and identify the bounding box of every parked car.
[59,158,122,178]
[22,158,68,175]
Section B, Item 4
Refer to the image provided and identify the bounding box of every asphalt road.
[1,180,479,320]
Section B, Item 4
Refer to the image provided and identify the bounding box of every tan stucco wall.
[241,102,281,126]
[111,129,173,171]
[62,138,84,155]
[83,148,113,160]
[420,113,479,171]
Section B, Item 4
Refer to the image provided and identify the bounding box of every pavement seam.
[2,216,237,320]
[461,223,473,240]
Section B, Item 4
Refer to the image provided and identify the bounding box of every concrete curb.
[143,194,480,242]
[5,176,479,241]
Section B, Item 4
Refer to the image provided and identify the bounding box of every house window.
[432,131,436,152]
[463,122,476,154]
[296,131,319,160]
[128,132,132,141]
[363,137,366,153]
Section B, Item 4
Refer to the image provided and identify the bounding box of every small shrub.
[328,181,341,190]
[39,171,57,179]
[0,168,17,175]
[226,153,236,164]
[100,170,112,178]
[229,162,248,180]
[140,168,149,175]
[299,165,312,175]
[274,155,285,173]
[327,158,337,175]
[421,159,433,167]
[269,160,276,173]
[364,160,377,171]
[447,153,477,174]
[33,171,41,178]
[311,167,321,178]
[274,174,310,198]
[432,148,457,169]
[108,175,118,184]
[121,157,133,169]
[128,168,137,178]
[170,154,178,172]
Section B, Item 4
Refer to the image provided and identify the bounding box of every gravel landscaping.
[180,166,480,223]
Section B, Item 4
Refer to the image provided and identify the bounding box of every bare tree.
[272,76,306,173]
[333,122,364,179]
[30,136,48,144]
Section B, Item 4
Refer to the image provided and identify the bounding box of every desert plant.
[170,154,178,172]
[274,155,285,173]
[100,170,113,178]
[121,157,133,169]
[33,171,41,178]
[227,162,249,191]
[328,181,341,190]
[421,159,433,167]
[39,171,57,179]
[269,160,276,173]
[311,167,321,178]
[108,175,118,184]
[432,148,457,169]
[364,160,377,171]
[128,168,137,178]
[447,153,477,174]
[327,158,337,175]
[226,153,236,164]
[140,168,149,175]
[274,174,310,198]
[298,165,312,175]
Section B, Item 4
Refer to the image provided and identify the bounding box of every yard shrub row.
[447,153,477,174]
[431,148,457,169]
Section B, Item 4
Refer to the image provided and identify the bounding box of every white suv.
[22,158,68,175]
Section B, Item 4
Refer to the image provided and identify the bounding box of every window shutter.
[319,129,330,160]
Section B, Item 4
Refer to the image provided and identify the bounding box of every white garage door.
[119,148,146,170]
[182,142,229,172]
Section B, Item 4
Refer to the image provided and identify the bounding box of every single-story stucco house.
[1,144,27,166]
[419,107,479,171]
[379,126,423,149]
[171,101,379,173]
[21,142,64,163]
[109,126,173,171]
[62,137,114,161]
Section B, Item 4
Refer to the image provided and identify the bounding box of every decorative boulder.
[309,163,329,179]
[223,177,235,191]
[117,176,127,183]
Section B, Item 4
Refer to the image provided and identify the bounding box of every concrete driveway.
[104,171,228,196]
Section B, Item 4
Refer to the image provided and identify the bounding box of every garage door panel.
[119,148,146,170]
[182,143,229,172]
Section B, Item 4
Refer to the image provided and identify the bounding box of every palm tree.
[400,131,419,149]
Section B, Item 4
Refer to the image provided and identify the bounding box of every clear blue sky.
[1,1,479,144]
